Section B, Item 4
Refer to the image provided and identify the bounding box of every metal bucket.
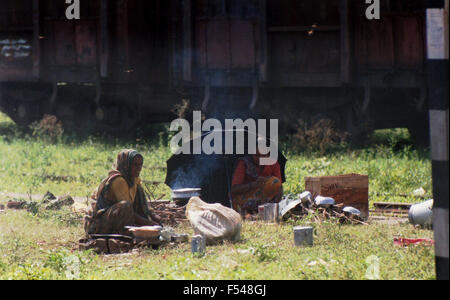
[408,199,433,226]
[173,234,189,243]
[293,226,314,246]
[191,235,206,253]
[263,203,279,223]
[258,205,265,220]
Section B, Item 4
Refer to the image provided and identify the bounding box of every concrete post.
[426,0,449,280]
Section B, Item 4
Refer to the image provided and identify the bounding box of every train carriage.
[0,0,429,143]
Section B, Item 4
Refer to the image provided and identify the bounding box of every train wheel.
[93,102,139,135]
[339,100,374,145]
[3,99,42,128]
[0,83,55,128]
[408,120,430,147]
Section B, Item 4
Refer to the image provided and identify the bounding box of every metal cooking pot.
[171,188,202,206]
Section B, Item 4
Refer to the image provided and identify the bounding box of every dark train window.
[268,0,340,27]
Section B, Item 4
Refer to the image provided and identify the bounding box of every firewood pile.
[149,200,188,226]
[281,201,368,225]
[146,196,368,226]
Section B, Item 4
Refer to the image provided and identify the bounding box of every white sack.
[186,197,242,244]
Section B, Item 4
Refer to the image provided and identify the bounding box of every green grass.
[0,208,435,280]
[283,148,432,206]
[0,112,435,280]
[0,113,432,204]
[0,112,172,200]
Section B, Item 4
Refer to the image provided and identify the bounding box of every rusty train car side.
[0,0,429,142]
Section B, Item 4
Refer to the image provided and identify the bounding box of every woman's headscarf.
[92,149,143,204]
[110,149,143,186]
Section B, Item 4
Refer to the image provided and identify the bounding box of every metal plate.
[280,199,302,218]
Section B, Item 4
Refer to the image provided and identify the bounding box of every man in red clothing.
[230,146,283,214]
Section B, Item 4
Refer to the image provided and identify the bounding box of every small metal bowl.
[343,206,361,216]
[314,196,335,208]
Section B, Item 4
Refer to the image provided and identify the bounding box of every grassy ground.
[0,112,435,280]
[0,208,435,280]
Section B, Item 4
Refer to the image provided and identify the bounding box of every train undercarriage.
[0,80,429,145]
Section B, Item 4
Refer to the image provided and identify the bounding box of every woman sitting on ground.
[84,149,161,235]
[230,140,283,215]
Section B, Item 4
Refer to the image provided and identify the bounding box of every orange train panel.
[196,20,259,69]
[53,21,77,67]
[75,20,98,67]
[230,21,256,69]
[195,20,208,68]
[393,14,425,69]
[355,14,425,71]
[366,16,395,69]
[206,20,231,69]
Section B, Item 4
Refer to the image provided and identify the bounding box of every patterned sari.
[231,157,283,214]
[84,149,152,234]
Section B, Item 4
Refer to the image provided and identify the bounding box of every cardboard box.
[305,174,369,218]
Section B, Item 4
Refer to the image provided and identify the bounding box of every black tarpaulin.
[165,129,286,207]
